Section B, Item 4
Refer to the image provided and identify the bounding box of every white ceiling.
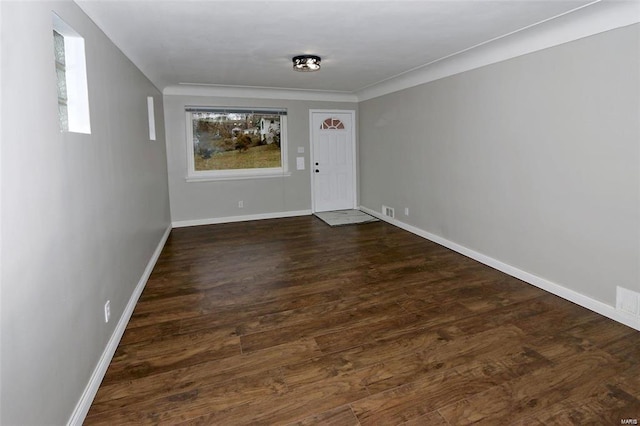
[76,0,604,94]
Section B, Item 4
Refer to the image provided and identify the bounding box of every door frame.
[309,109,358,213]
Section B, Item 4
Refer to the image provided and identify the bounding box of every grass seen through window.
[194,143,281,170]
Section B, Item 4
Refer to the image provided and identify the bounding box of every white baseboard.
[360,206,640,332]
[172,209,312,228]
[67,225,172,426]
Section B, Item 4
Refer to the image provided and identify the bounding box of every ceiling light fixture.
[292,55,321,72]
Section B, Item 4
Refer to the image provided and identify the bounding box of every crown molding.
[163,84,358,103]
[356,0,640,102]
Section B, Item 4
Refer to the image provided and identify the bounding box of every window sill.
[186,172,292,182]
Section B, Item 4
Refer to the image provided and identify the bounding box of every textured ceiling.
[76,0,598,93]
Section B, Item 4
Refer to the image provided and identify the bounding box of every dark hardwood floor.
[85,216,640,425]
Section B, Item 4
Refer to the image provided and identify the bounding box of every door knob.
[315,169,319,173]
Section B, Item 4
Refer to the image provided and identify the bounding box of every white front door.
[311,111,356,212]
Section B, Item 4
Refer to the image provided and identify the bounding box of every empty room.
[2,0,640,424]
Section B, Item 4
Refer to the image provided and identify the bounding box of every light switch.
[296,157,305,170]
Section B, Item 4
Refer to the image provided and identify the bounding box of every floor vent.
[382,205,395,219]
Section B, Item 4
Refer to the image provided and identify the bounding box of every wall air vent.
[382,205,395,219]
[616,286,639,317]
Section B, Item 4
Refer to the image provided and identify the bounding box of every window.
[185,107,288,181]
[321,118,345,130]
[52,13,91,134]
[53,30,69,131]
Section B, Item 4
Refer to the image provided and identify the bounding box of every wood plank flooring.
[86,216,640,425]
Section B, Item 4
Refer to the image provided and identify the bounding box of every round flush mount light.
[292,55,321,72]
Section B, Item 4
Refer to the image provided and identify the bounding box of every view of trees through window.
[191,111,282,171]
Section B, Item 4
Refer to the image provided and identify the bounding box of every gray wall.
[1,1,171,424]
[164,95,357,223]
[359,24,640,307]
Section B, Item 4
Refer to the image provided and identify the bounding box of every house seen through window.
[186,107,288,180]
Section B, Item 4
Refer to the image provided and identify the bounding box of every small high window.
[53,30,69,131]
[52,13,91,134]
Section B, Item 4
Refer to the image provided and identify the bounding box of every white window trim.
[185,110,289,182]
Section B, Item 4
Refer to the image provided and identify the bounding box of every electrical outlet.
[104,300,111,323]
[238,200,244,208]
[404,207,409,216]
